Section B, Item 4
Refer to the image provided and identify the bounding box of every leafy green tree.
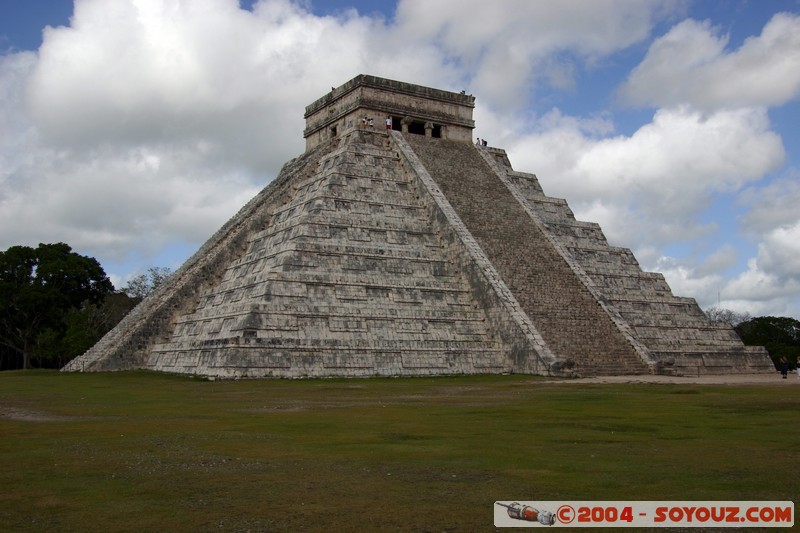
[34,292,138,368]
[0,243,114,369]
[735,316,800,369]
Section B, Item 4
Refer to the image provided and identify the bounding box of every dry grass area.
[1,370,798,532]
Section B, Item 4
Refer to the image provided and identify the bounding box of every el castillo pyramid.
[64,75,772,378]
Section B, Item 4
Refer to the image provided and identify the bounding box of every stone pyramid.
[64,75,772,378]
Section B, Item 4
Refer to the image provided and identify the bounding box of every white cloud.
[500,98,791,318]
[1,0,798,320]
[728,171,800,310]
[694,243,738,278]
[0,51,38,188]
[653,244,739,301]
[642,212,800,318]
[738,172,800,234]
[721,255,800,317]
[0,139,261,261]
[643,244,800,319]
[395,0,679,110]
[602,9,800,318]
[26,0,379,163]
[618,13,800,110]
[753,222,800,281]
[1,0,399,276]
[506,105,784,247]
[653,256,724,307]
[2,0,477,280]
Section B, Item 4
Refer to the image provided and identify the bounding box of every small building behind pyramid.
[64,75,772,378]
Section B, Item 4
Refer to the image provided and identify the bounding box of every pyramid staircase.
[404,136,653,376]
[65,127,772,378]
[481,148,773,375]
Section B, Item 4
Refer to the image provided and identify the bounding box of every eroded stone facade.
[64,75,772,377]
[304,75,475,150]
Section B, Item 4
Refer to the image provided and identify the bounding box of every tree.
[122,266,173,300]
[33,292,138,369]
[704,306,752,328]
[735,316,800,369]
[0,243,114,369]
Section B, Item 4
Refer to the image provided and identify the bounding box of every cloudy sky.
[1,0,799,319]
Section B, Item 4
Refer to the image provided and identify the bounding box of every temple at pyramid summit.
[64,74,773,378]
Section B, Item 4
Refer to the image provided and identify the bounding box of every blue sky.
[1,0,799,319]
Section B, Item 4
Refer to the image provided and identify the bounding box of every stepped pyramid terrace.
[64,75,773,378]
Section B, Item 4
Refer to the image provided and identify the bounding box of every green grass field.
[1,371,797,532]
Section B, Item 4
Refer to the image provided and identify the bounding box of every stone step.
[406,135,651,376]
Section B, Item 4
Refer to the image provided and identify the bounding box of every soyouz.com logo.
[494,501,794,528]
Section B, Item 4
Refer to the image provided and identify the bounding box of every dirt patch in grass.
[0,406,79,422]
[540,372,797,385]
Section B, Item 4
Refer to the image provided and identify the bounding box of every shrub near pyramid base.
[64,75,773,378]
